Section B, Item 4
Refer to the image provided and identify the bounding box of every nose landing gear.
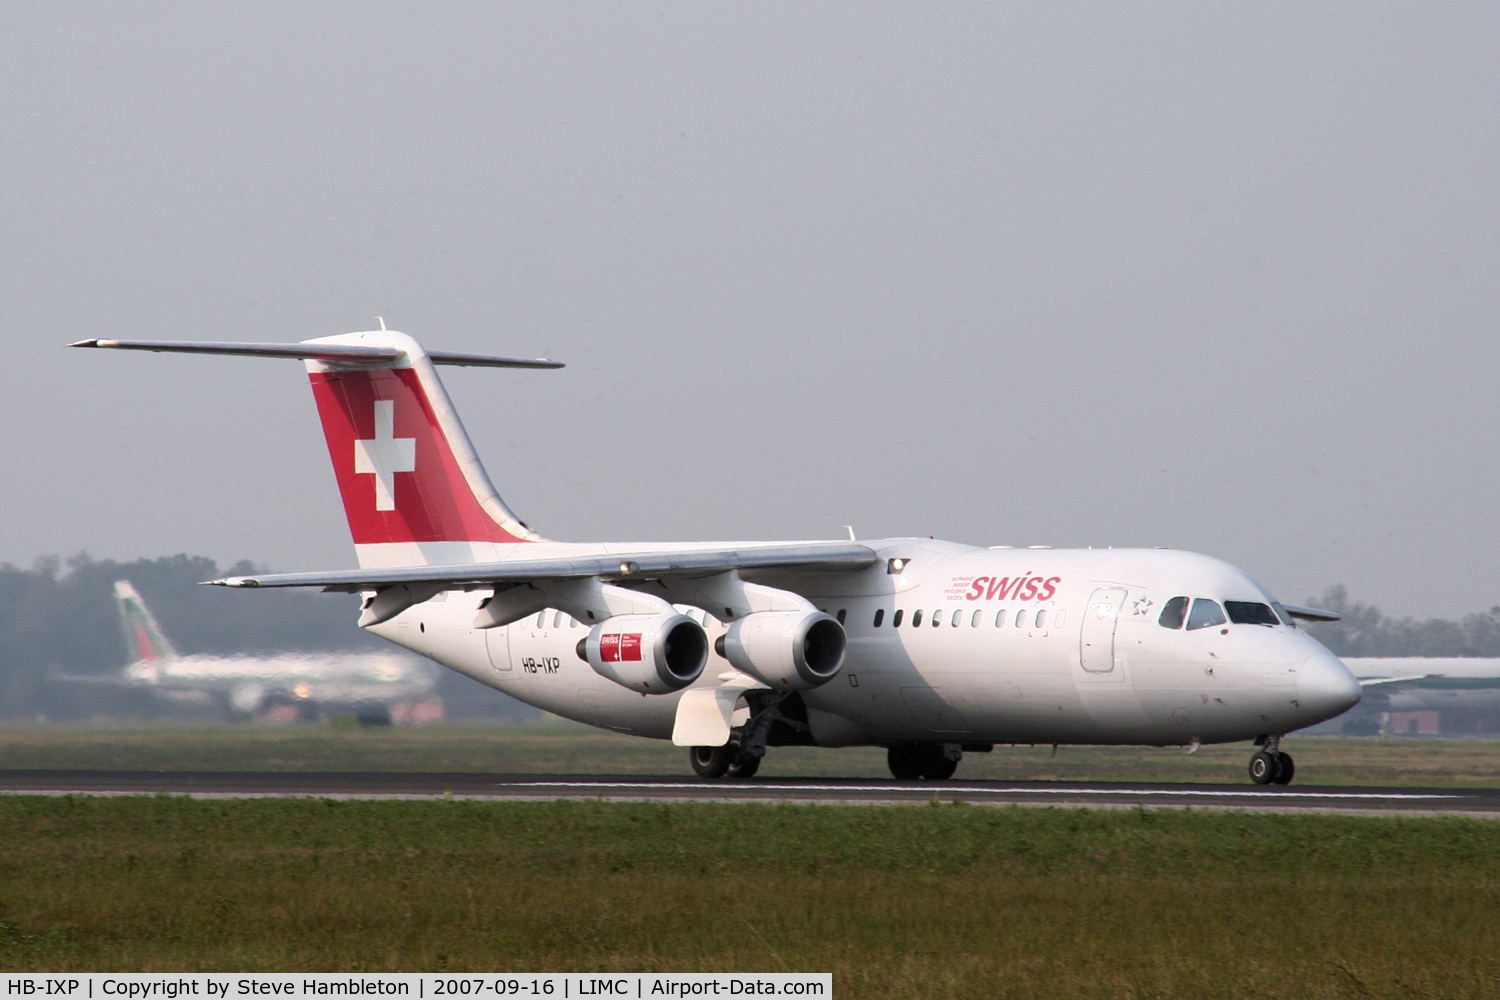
[1249,735,1295,785]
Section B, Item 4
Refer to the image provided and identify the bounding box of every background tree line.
[1303,586,1500,658]
[0,553,531,720]
[2,554,1495,720]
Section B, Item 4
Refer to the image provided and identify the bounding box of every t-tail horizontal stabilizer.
[69,339,564,369]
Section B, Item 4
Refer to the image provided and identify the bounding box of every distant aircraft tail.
[71,331,564,569]
[114,581,176,681]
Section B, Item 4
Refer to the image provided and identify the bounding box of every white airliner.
[73,330,1362,783]
[107,578,437,723]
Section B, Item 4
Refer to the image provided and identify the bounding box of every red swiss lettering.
[1039,577,1060,601]
[967,578,987,600]
[1020,577,1040,601]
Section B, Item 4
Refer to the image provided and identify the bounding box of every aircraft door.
[485,626,511,673]
[1080,587,1126,674]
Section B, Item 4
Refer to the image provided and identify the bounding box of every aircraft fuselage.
[372,539,1359,748]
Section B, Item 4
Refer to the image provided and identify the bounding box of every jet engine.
[715,611,846,691]
[576,613,709,694]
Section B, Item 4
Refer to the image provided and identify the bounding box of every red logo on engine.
[599,633,643,662]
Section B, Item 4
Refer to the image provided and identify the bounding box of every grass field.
[0,796,1495,998]
[2,722,1500,785]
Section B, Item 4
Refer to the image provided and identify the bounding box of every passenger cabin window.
[995,609,1007,628]
[971,610,982,628]
[1186,599,1227,630]
[554,611,565,629]
[1225,601,1279,626]
[912,610,924,627]
[931,609,943,627]
[1158,596,1189,630]
[893,610,904,628]
[951,610,961,627]
[1015,609,1027,629]
[1035,610,1047,628]
[536,611,547,628]
[873,609,885,628]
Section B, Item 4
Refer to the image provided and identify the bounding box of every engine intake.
[715,610,846,691]
[576,613,708,694]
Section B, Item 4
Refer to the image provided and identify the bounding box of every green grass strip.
[0,796,1496,998]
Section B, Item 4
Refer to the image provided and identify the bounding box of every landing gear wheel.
[728,754,761,779]
[690,745,732,779]
[889,744,958,780]
[1248,751,1278,785]
[887,744,925,780]
[1271,752,1295,785]
[920,754,958,781]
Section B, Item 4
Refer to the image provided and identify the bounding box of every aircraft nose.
[1299,651,1362,718]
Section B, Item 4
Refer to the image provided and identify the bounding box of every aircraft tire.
[728,754,761,779]
[1272,752,1295,785]
[920,753,958,781]
[1248,751,1278,785]
[887,744,925,780]
[690,745,732,780]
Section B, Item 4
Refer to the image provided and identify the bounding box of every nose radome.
[1299,652,1363,718]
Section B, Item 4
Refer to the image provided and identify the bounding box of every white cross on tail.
[353,399,416,511]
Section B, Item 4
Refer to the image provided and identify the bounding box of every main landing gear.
[887,742,960,781]
[689,742,761,780]
[1249,734,1295,785]
[690,691,809,780]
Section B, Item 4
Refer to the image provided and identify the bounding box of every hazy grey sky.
[3,4,1496,618]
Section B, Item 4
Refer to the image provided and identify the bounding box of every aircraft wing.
[1356,675,1433,688]
[205,541,880,592]
[1280,604,1341,623]
[47,671,130,685]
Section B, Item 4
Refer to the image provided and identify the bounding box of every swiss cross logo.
[353,399,417,511]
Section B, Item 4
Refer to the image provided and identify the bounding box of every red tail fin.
[70,330,554,568]
[303,332,545,566]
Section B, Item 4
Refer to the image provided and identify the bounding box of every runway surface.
[0,770,1497,815]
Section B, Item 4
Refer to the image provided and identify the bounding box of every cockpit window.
[1271,602,1296,628]
[1225,601,1279,626]
[1158,596,1189,629]
[1186,599,1227,630]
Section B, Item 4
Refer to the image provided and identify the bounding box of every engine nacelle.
[715,610,846,691]
[576,613,708,694]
